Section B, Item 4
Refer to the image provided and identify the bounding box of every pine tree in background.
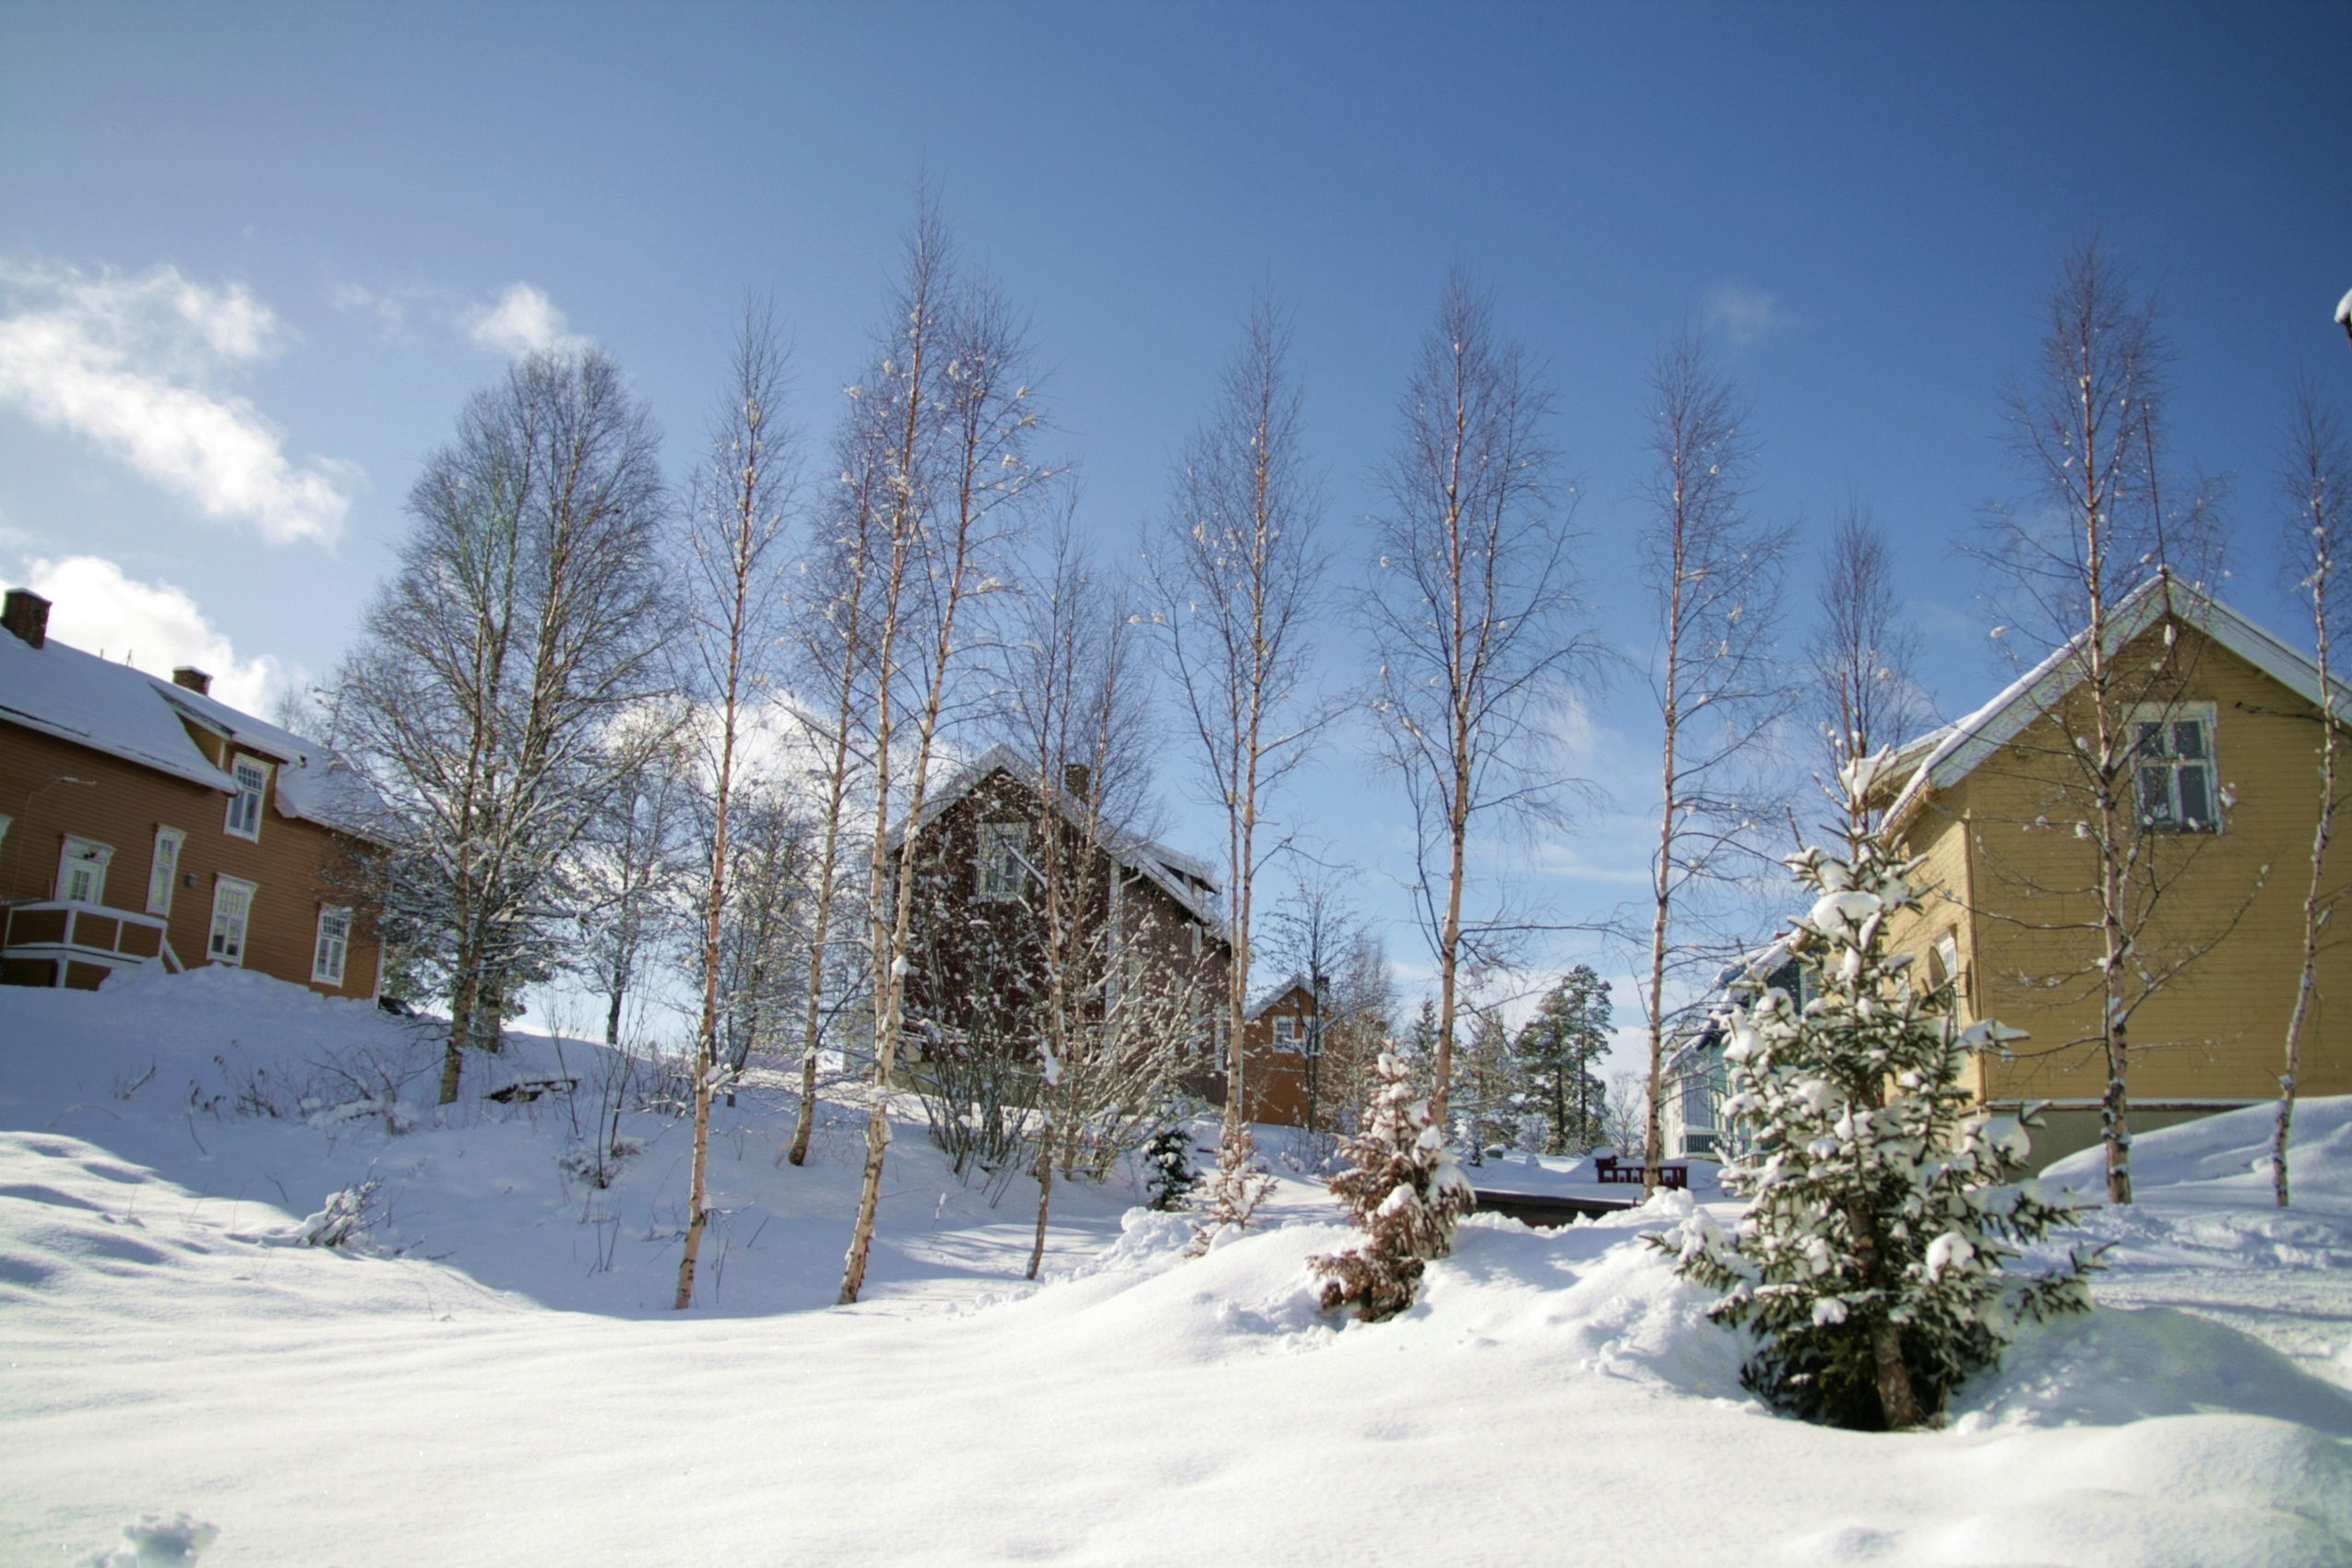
[1313,1051,1474,1322]
[1456,1010,1525,1163]
[1517,966,1612,1154]
[1665,754,2098,1430]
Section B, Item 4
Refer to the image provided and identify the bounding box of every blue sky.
[4,2,2348,1047]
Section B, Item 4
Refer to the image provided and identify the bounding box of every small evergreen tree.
[1313,1051,1474,1322]
[1517,966,1612,1153]
[1665,761,2099,1430]
[1188,1121,1278,1252]
[1144,1120,1199,1211]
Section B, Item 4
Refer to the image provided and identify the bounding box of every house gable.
[1883,572,2352,833]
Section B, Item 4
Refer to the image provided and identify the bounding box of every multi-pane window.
[1272,1014,1300,1046]
[976,822,1029,900]
[2133,707,2219,832]
[147,827,184,916]
[225,756,269,840]
[57,837,113,905]
[313,906,351,986]
[209,877,256,965]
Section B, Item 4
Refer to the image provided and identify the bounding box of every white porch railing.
[1,899,179,987]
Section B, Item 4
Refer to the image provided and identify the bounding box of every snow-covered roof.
[1246,972,1316,1020]
[0,629,395,843]
[894,743,1227,932]
[1882,573,2352,832]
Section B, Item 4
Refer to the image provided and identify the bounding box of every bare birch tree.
[677,304,800,1308]
[1154,293,1329,1223]
[1002,529,1196,1277]
[778,362,891,1169]
[337,348,673,1104]
[573,713,694,1044]
[1808,501,1930,779]
[1634,333,1794,1194]
[1263,866,1369,1138]
[1363,271,1594,1135]
[2274,376,2351,1207]
[1975,237,2232,1205]
[840,201,1049,1304]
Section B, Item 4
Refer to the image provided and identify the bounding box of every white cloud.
[1702,279,1800,348]
[24,553,284,714]
[468,282,590,359]
[0,261,357,545]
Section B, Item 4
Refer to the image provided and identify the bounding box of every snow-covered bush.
[300,1180,383,1248]
[1312,1051,1473,1322]
[559,1135,643,1191]
[1664,799,2098,1429]
[75,1511,218,1567]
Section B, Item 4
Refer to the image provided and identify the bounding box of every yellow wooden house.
[1877,573,2351,1164]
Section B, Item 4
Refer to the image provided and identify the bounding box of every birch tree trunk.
[2275,379,2348,1207]
[676,306,796,1309]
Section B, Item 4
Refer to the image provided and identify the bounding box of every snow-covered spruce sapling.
[1145,1121,1199,1211]
[1312,1051,1473,1322]
[1660,803,2098,1429]
[1187,1123,1277,1254]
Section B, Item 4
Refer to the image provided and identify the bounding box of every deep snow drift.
[3,969,2348,1566]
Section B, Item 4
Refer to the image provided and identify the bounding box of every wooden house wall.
[2,719,382,999]
[895,773,1228,1064]
[1883,622,2352,1146]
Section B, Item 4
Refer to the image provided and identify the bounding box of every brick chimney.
[3,588,50,648]
[172,667,213,695]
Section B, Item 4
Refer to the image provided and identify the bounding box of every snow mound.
[1955,1304,2352,1434]
[1786,1416,2352,1567]
[2042,1094,2352,1200]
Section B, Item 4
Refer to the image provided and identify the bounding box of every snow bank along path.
[5,971,2351,1566]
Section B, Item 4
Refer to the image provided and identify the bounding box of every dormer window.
[225,756,269,840]
[2133,706,2218,833]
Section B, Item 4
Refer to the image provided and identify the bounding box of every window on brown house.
[977,823,1029,900]
[208,877,256,965]
[58,837,113,905]
[147,827,184,916]
[313,906,351,986]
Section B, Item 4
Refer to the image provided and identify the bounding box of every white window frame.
[1272,1014,1300,1046]
[57,836,113,906]
[313,905,352,987]
[224,755,271,841]
[147,826,185,917]
[208,876,257,966]
[2131,702,2220,833]
[976,822,1029,901]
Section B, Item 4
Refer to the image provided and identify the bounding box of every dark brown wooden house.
[1,588,389,998]
[889,744,1229,1069]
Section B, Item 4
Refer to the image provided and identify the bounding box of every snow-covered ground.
[4,970,2348,1566]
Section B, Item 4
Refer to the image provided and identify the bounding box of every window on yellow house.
[2133,705,2219,832]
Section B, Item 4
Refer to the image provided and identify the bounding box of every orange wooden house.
[1,588,388,999]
